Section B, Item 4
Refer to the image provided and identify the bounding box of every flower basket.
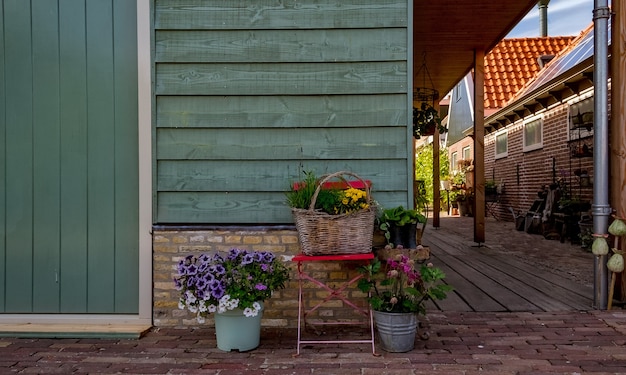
[291,171,376,256]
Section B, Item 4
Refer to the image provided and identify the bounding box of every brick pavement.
[2,310,626,374]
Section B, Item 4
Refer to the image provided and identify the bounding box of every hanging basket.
[291,171,376,256]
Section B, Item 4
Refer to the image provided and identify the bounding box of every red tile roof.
[484,36,575,110]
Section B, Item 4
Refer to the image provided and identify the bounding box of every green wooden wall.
[0,0,139,314]
[153,0,412,224]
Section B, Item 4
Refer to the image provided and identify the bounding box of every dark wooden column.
[611,0,625,220]
[433,101,441,228]
[473,49,486,243]
[610,0,626,301]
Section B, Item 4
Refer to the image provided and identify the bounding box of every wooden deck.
[421,216,595,312]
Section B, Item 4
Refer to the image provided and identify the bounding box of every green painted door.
[0,0,139,314]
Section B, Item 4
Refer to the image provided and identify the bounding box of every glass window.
[495,130,508,159]
[569,96,594,139]
[451,152,458,171]
[523,117,543,152]
[462,146,471,161]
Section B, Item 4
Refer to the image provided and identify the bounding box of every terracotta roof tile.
[483,36,575,109]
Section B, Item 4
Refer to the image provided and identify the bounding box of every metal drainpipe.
[592,0,611,310]
[539,0,550,37]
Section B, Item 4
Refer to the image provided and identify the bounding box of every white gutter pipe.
[592,0,611,310]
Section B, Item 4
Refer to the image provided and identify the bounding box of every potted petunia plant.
[174,248,290,351]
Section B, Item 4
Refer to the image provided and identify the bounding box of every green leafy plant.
[415,144,450,205]
[413,102,446,138]
[358,255,452,315]
[380,206,425,226]
[378,206,426,244]
[286,171,370,214]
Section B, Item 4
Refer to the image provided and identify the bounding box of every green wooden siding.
[0,0,139,314]
[154,0,412,224]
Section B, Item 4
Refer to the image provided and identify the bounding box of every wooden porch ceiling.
[413,0,539,98]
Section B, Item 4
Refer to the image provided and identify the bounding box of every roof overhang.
[484,57,596,132]
[413,0,539,99]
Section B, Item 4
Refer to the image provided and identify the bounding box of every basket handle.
[308,171,372,211]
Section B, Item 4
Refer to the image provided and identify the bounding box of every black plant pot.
[390,224,404,248]
[389,224,417,248]
[406,224,417,249]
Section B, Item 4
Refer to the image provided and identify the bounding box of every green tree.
[415,144,449,204]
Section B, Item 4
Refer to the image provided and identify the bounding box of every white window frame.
[494,129,508,159]
[523,116,543,152]
[568,94,594,140]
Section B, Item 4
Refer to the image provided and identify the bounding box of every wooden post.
[473,49,486,243]
[433,102,441,228]
[611,0,626,301]
[611,0,625,220]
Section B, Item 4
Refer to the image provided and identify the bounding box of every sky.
[507,0,596,38]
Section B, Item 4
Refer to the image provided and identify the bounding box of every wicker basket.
[292,171,376,256]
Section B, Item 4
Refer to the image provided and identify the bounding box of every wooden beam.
[433,102,441,228]
[548,88,567,102]
[611,0,626,219]
[536,96,554,109]
[564,81,581,94]
[506,114,518,123]
[523,102,540,113]
[473,49,485,244]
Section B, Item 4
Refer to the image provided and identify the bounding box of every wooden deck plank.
[422,215,594,313]
[485,247,594,298]
[429,246,540,312]
[473,249,594,310]
[428,260,486,312]
[450,249,584,311]
[0,323,151,339]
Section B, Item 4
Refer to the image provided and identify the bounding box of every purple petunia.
[227,248,241,260]
[174,248,289,322]
[262,252,275,262]
[241,253,254,265]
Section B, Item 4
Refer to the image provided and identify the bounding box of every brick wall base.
[153,226,370,328]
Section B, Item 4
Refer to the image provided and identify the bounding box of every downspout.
[592,0,611,310]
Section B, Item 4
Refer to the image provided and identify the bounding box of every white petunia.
[185,290,197,303]
[243,307,258,317]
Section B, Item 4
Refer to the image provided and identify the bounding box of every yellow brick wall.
[153,227,370,328]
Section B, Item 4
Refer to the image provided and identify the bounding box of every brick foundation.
[152,226,369,328]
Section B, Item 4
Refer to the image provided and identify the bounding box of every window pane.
[462,147,470,160]
[524,118,543,150]
[495,132,507,157]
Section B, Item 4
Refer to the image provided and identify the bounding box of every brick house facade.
[446,30,600,234]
